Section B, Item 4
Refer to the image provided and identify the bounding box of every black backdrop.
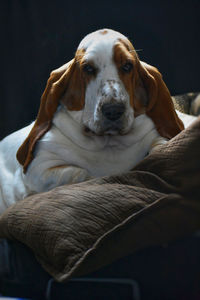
[0,0,200,139]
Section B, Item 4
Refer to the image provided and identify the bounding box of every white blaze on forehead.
[78,29,128,62]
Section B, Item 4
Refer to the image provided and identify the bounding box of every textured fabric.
[172,92,200,114]
[0,118,199,282]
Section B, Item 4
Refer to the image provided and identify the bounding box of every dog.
[0,28,196,213]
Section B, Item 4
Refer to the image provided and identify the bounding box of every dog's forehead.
[78,29,129,63]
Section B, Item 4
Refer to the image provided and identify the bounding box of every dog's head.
[17,29,184,172]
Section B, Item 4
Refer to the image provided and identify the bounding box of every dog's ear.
[17,58,85,173]
[136,61,184,139]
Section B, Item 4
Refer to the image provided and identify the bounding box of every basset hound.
[0,29,196,213]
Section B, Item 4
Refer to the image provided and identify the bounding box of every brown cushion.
[0,118,200,282]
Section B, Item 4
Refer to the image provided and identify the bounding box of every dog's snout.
[101,103,125,121]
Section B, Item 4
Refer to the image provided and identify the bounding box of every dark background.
[0,0,199,139]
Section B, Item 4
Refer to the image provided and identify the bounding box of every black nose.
[101,103,125,121]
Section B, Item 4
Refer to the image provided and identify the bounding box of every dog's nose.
[101,103,125,121]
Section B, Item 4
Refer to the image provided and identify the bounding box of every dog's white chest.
[76,140,152,177]
[36,112,159,177]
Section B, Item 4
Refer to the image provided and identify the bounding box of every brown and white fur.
[0,29,196,213]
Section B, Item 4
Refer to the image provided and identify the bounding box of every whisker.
[129,49,143,53]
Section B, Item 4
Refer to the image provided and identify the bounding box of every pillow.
[0,118,200,282]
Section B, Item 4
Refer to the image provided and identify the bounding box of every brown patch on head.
[99,29,108,35]
[61,48,86,111]
[74,47,98,82]
[113,37,184,138]
[113,38,145,115]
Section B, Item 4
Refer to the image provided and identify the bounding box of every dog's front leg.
[43,165,93,190]
[25,165,92,194]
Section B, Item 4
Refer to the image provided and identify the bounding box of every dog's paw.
[149,137,168,154]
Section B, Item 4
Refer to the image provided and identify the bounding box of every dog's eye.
[83,64,96,75]
[121,62,133,73]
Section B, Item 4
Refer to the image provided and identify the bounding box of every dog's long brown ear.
[137,61,184,139]
[17,58,85,173]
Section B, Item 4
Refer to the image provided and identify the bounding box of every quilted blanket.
[0,116,199,282]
